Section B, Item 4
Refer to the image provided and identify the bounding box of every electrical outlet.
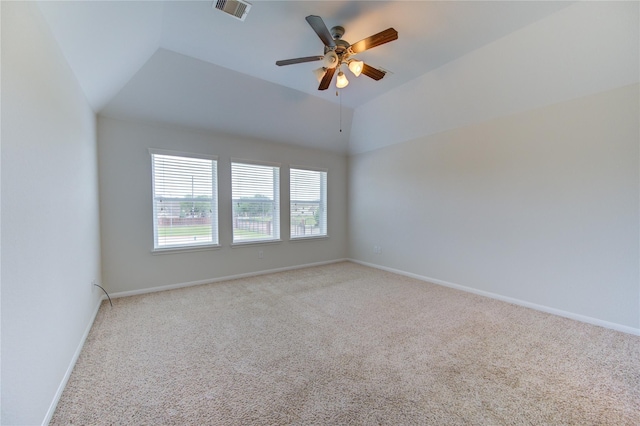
[258,250,264,259]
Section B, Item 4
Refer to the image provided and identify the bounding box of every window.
[290,167,327,239]
[150,150,218,250]
[231,160,280,243]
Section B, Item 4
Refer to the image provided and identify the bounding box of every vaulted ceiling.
[36,1,572,152]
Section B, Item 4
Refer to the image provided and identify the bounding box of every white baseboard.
[108,258,350,299]
[42,297,103,425]
[349,259,640,336]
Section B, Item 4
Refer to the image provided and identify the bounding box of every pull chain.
[336,90,342,132]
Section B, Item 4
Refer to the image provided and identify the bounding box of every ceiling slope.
[100,48,352,152]
[350,1,640,154]
[36,1,575,152]
[36,0,163,111]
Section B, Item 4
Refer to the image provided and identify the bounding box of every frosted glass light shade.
[348,60,363,77]
[336,71,349,88]
[313,67,326,82]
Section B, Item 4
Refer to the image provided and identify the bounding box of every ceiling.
[36,1,572,152]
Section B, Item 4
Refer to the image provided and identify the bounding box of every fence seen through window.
[232,161,280,243]
[151,151,218,249]
[290,168,327,239]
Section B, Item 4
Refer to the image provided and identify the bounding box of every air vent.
[213,0,252,21]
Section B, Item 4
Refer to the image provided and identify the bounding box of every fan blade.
[306,15,336,48]
[361,63,386,81]
[318,67,336,90]
[276,56,324,66]
[350,28,398,54]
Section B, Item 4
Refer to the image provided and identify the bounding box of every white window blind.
[232,161,280,243]
[290,168,327,239]
[151,151,218,250]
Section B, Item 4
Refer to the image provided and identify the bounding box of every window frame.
[289,166,328,240]
[149,148,220,253]
[230,158,282,246]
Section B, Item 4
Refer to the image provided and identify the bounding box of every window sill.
[152,244,221,255]
[289,235,329,242]
[230,239,282,248]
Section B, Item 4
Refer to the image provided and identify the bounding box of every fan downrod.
[330,26,345,40]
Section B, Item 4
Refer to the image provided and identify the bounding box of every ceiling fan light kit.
[275,15,398,91]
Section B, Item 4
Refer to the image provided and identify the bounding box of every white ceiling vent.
[213,0,252,22]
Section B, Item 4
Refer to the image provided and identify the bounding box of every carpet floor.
[51,262,640,425]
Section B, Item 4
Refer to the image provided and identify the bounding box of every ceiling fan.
[276,15,398,91]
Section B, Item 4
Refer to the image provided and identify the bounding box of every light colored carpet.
[52,262,639,425]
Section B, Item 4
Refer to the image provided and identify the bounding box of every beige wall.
[1,2,103,424]
[349,84,640,330]
[97,117,348,294]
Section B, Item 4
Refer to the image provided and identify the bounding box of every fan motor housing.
[325,39,351,56]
